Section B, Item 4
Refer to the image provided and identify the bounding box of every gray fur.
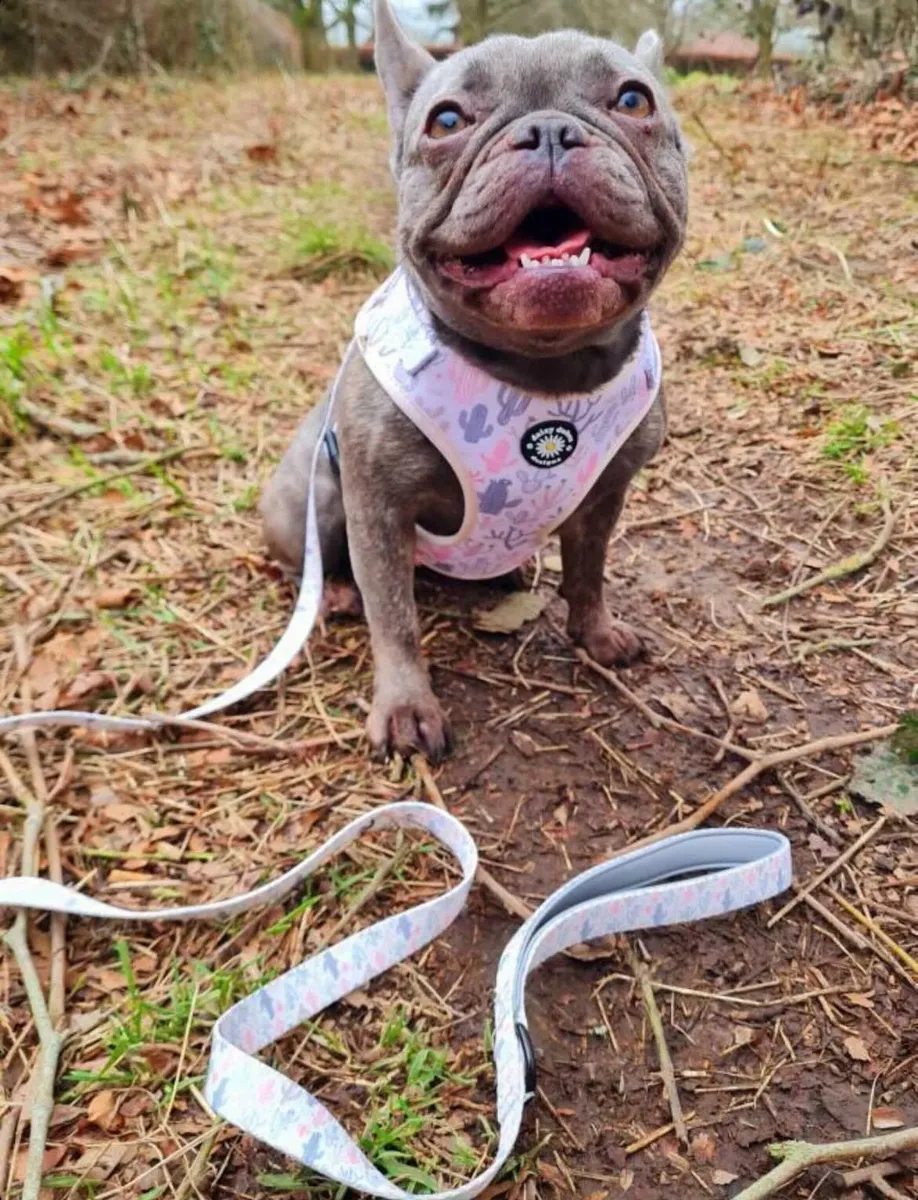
[261,0,688,760]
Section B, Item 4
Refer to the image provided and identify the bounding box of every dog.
[261,0,688,763]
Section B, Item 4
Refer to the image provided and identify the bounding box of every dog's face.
[373,1,688,358]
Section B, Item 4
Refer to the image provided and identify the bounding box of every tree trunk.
[751,0,776,77]
[301,0,327,70]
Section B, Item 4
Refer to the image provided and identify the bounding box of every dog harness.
[353,268,662,580]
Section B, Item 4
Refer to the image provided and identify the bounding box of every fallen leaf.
[691,1131,717,1164]
[473,591,549,634]
[93,586,139,609]
[89,786,119,807]
[552,803,569,827]
[844,992,875,1009]
[843,1034,871,1062]
[510,730,539,758]
[871,1106,905,1130]
[72,1141,131,1181]
[0,264,36,304]
[712,1169,739,1186]
[86,1090,118,1128]
[59,672,114,706]
[537,1160,564,1186]
[851,743,918,816]
[246,142,277,162]
[730,688,769,724]
[619,1168,635,1192]
[659,690,696,722]
[737,342,763,368]
[14,1143,66,1181]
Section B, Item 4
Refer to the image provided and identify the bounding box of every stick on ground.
[760,498,899,609]
[732,1126,918,1200]
[626,944,688,1146]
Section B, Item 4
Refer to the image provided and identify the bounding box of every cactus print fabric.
[354,269,662,580]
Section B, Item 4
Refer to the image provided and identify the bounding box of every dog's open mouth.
[436,204,654,290]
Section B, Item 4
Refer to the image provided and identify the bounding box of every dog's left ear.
[634,30,665,80]
[374,0,436,144]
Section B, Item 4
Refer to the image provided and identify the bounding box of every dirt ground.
[1,71,916,1200]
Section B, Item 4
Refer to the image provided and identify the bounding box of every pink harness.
[354,269,661,580]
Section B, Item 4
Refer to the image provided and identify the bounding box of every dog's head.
[373,0,688,359]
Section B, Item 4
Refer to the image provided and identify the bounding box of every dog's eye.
[614,87,653,119]
[428,106,470,139]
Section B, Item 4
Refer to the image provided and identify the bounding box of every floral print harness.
[353,268,662,580]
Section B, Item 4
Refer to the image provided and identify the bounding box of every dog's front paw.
[573,610,645,669]
[367,682,452,763]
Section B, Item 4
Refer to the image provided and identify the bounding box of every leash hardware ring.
[516,1022,537,1100]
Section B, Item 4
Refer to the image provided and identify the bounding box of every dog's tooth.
[521,254,533,269]
[579,247,592,266]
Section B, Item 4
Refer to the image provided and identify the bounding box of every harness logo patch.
[520,420,578,470]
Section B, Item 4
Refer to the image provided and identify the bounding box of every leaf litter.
[0,72,917,1200]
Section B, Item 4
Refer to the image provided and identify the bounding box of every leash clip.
[515,1022,537,1101]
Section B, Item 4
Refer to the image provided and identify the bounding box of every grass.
[285,217,394,281]
[822,404,901,483]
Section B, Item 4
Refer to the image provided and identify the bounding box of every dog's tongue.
[505,228,591,261]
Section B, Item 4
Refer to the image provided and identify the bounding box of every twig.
[617,724,896,855]
[760,499,899,609]
[575,650,755,761]
[779,772,843,848]
[0,446,199,534]
[173,1125,220,1200]
[827,887,918,976]
[732,1126,918,1200]
[767,816,887,928]
[799,889,916,991]
[626,944,687,1146]
[414,757,532,921]
[1,633,67,1200]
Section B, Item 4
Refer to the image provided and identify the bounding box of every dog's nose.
[510,116,588,154]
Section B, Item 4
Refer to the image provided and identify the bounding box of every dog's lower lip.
[435,240,653,289]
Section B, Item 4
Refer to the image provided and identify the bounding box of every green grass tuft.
[287,218,394,281]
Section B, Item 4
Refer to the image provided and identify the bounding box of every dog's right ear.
[373,0,436,148]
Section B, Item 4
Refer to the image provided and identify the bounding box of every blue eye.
[428,106,470,139]
[614,88,652,118]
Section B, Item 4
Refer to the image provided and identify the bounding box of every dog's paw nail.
[367,691,452,763]
[578,617,644,669]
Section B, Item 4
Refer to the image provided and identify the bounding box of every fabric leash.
[1,332,793,1195]
[0,802,792,1197]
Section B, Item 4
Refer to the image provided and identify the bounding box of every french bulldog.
[261,0,688,762]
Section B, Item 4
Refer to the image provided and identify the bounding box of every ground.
[1,71,917,1200]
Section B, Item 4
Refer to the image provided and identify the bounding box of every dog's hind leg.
[261,395,349,580]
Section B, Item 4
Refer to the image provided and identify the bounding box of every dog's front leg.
[338,407,451,762]
[559,396,665,668]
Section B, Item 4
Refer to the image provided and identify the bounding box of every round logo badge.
[520,420,578,470]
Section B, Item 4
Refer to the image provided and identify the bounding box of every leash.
[0,805,792,1197]
[1,337,794,1196]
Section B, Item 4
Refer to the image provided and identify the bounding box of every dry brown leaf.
[14,1143,66,1181]
[843,1034,871,1062]
[0,264,36,304]
[510,730,539,758]
[473,591,549,634]
[86,1090,118,1128]
[93,586,140,609]
[730,688,769,724]
[246,142,278,162]
[691,1131,717,1164]
[712,1169,739,1186]
[871,1106,905,1129]
[844,992,875,1009]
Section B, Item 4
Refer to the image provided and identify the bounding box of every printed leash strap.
[0,802,793,1199]
[0,337,794,1196]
